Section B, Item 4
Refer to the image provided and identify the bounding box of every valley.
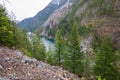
[0,0,120,80]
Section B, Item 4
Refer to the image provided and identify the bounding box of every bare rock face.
[42,2,72,28]
[0,47,80,80]
[41,2,73,38]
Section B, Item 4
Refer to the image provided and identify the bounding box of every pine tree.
[68,20,84,75]
[54,29,67,66]
[0,5,15,47]
[32,34,46,61]
[0,5,33,57]
[94,37,118,80]
[46,47,55,65]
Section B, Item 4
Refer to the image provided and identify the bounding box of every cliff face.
[0,47,79,80]
[40,2,73,39]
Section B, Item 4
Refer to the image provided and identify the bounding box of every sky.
[0,0,52,21]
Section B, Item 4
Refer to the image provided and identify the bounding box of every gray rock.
[0,77,10,80]
[5,57,10,61]
[21,56,33,65]
[0,65,3,73]
[15,50,23,57]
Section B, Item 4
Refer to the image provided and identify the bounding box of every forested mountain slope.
[38,0,120,79]
[18,0,120,45]
[18,0,74,32]
[41,0,120,48]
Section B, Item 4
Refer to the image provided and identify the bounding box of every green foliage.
[21,48,33,57]
[58,16,73,37]
[71,0,88,16]
[58,0,91,38]
[0,5,8,27]
[66,20,84,75]
[88,0,116,17]
[54,29,67,66]
[46,50,54,65]
[0,5,34,58]
[31,34,46,61]
[0,5,33,57]
[0,5,15,47]
[10,22,33,58]
[97,76,106,80]
[13,24,28,49]
[48,28,56,37]
[93,37,118,80]
[53,21,85,76]
[0,5,47,63]
[78,25,93,37]
[0,26,14,47]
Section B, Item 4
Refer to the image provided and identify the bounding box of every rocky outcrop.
[0,47,80,80]
[42,2,73,28]
[41,2,73,38]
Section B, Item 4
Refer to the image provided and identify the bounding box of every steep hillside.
[40,1,73,39]
[18,0,120,47]
[48,0,120,48]
[18,0,71,32]
[75,0,120,48]
[0,47,80,80]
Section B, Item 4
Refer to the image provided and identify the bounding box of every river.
[42,37,55,51]
[27,32,91,53]
[27,32,55,52]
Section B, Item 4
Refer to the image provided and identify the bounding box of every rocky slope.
[40,1,73,39]
[0,47,80,80]
[57,0,120,48]
[77,0,120,48]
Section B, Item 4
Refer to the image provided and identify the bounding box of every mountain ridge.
[18,0,72,32]
[40,1,73,39]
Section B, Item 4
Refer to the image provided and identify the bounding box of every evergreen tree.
[46,47,55,65]
[31,34,46,61]
[0,5,15,47]
[68,20,84,75]
[84,49,91,79]
[54,29,67,66]
[94,37,118,80]
[0,5,33,57]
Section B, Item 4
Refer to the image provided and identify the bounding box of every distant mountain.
[18,0,71,32]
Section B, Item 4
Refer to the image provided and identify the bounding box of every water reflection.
[42,37,55,51]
